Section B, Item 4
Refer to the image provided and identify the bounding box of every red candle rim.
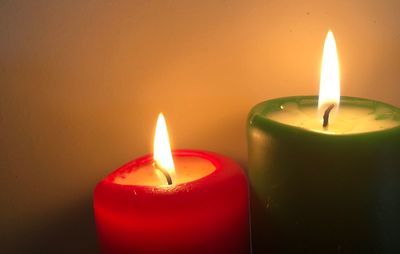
[99,150,236,194]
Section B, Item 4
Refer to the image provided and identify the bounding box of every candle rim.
[98,150,240,193]
[249,95,400,137]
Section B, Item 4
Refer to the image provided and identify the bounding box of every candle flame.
[153,113,175,182]
[318,30,340,115]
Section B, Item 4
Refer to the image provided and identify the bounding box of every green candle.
[247,31,400,253]
[248,96,400,252]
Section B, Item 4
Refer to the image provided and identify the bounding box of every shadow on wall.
[2,197,98,254]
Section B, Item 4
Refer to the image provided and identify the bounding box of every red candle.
[93,114,250,254]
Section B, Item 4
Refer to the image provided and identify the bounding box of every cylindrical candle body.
[94,150,250,254]
[247,96,400,253]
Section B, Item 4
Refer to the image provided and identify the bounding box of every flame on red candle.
[153,113,176,183]
[318,30,341,117]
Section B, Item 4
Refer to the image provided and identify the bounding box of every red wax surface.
[94,150,250,254]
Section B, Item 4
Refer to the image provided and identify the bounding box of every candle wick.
[153,161,173,185]
[322,104,335,128]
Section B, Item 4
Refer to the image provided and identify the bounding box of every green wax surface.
[247,96,400,253]
[267,97,400,134]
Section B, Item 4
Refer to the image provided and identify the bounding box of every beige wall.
[1,0,400,252]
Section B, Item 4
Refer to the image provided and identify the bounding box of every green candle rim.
[248,95,400,137]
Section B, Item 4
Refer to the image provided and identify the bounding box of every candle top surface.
[113,155,216,186]
[261,96,400,135]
